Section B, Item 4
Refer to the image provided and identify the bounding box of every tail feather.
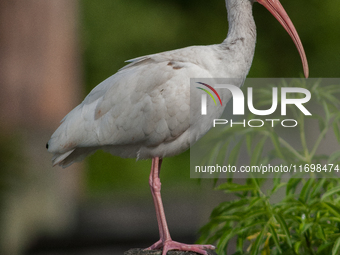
[51,147,97,168]
[52,150,75,167]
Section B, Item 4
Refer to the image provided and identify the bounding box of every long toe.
[145,239,164,250]
[162,241,215,255]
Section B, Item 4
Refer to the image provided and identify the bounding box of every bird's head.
[255,0,309,78]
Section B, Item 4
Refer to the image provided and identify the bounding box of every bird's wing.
[47,46,215,166]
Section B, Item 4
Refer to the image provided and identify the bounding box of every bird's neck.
[225,0,256,41]
[219,0,257,77]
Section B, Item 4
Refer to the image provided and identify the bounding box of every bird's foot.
[145,240,215,255]
[145,239,163,250]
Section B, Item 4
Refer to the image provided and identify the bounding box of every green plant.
[197,79,340,255]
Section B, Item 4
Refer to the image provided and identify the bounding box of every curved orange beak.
[257,0,309,78]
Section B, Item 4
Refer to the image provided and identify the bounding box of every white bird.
[47,0,308,254]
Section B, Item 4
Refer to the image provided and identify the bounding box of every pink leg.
[145,157,215,255]
[146,157,164,250]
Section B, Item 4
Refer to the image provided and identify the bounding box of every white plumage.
[48,32,256,166]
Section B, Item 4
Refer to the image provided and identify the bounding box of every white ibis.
[47,0,308,254]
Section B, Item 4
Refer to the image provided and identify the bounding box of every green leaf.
[269,224,282,254]
[217,229,234,255]
[250,136,268,166]
[311,178,326,198]
[236,235,244,253]
[212,215,241,222]
[210,199,250,218]
[321,186,340,201]
[274,213,292,248]
[328,217,340,223]
[332,237,340,255]
[197,221,220,244]
[328,233,340,240]
[228,139,244,167]
[317,224,327,242]
[322,100,331,122]
[316,114,326,132]
[217,182,256,193]
[301,222,314,234]
[323,202,340,218]
[274,182,287,195]
[238,221,268,235]
[299,178,314,203]
[249,197,262,208]
[317,242,333,254]
[286,178,301,195]
[294,241,301,254]
[250,225,266,255]
[244,209,269,221]
[269,132,284,159]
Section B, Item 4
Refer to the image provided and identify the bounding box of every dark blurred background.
[0,0,339,254]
